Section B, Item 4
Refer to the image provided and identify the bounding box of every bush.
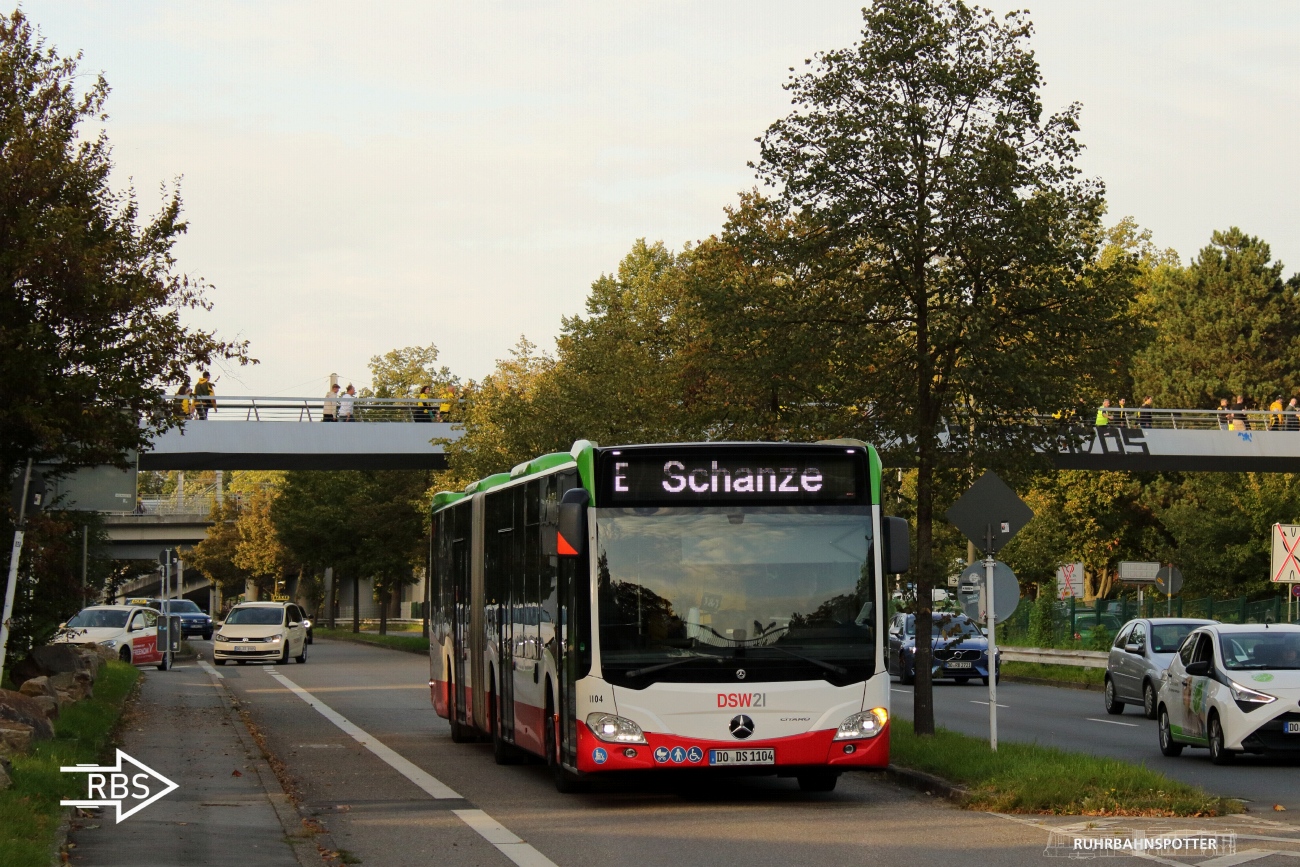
[1027,584,1060,648]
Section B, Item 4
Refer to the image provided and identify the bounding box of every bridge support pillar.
[245,578,259,603]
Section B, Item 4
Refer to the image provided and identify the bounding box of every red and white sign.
[1056,562,1084,599]
[1271,524,1300,583]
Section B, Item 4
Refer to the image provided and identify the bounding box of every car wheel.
[1208,713,1235,765]
[156,654,169,672]
[295,643,307,664]
[1104,677,1125,715]
[279,643,290,665]
[1142,682,1157,720]
[119,646,132,664]
[900,665,915,686]
[797,771,839,792]
[1158,706,1184,757]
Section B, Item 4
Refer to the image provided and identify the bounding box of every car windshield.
[66,609,129,629]
[1150,623,1198,653]
[225,607,284,625]
[161,600,202,613]
[1219,631,1300,670]
[932,617,980,640]
[594,506,875,686]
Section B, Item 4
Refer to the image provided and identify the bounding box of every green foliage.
[0,661,139,867]
[889,717,1238,815]
[1133,228,1300,408]
[365,343,458,399]
[314,627,428,654]
[0,10,250,485]
[1027,585,1060,649]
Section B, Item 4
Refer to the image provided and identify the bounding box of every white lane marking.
[266,670,559,867]
[1201,849,1294,867]
[890,688,912,694]
[197,658,223,679]
[969,700,1010,708]
[1085,717,1139,727]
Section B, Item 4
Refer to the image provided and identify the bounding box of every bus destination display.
[603,451,860,504]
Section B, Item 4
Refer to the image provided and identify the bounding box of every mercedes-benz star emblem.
[729,715,755,740]
[735,669,746,680]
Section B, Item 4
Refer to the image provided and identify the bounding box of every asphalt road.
[202,639,1094,867]
[889,678,1300,810]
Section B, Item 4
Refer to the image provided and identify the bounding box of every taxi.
[1156,623,1300,763]
[213,601,309,665]
[53,604,170,670]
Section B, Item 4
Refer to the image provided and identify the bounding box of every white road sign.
[1056,562,1084,600]
[1118,561,1160,584]
[1271,523,1300,583]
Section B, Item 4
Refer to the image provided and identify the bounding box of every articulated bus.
[428,439,909,792]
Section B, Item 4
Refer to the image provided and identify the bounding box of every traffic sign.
[1271,524,1300,583]
[1056,562,1084,600]
[1155,565,1183,596]
[945,471,1034,555]
[958,562,1020,624]
[1293,584,1300,599]
[1118,561,1160,584]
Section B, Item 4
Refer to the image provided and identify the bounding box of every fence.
[159,394,462,423]
[999,593,1296,647]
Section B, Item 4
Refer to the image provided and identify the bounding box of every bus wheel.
[797,771,839,793]
[491,682,521,765]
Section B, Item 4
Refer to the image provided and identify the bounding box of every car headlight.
[834,707,889,740]
[100,638,118,648]
[303,619,312,628]
[585,713,647,744]
[214,633,230,642]
[1228,679,1277,713]
[269,633,283,643]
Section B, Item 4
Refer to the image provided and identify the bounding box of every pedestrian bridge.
[142,395,462,471]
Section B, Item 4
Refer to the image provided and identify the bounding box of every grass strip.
[0,660,141,867]
[890,717,1239,816]
[316,627,429,654]
[1002,660,1105,688]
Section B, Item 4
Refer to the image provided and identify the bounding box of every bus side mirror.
[882,516,910,574]
[557,488,590,557]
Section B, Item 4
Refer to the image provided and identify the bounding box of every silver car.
[1104,618,1215,719]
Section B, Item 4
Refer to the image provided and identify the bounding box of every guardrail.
[999,647,1109,669]
[1027,408,1298,432]
[161,394,460,423]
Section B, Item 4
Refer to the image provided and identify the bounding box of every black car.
[888,611,999,685]
[128,597,213,640]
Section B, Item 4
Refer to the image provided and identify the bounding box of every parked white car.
[1156,623,1300,763]
[53,604,169,670]
[213,601,309,666]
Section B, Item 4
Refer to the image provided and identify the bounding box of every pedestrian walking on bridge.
[1095,399,1112,426]
[323,383,340,422]
[193,371,216,420]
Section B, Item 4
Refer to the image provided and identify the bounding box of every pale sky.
[21,2,1300,395]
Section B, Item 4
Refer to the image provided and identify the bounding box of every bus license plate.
[1285,722,1300,734]
[946,661,973,669]
[709,749,775,766]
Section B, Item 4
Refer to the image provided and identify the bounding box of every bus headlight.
[834,707,888,740]
[586,713,647,744]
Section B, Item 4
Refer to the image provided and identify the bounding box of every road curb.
[315,633,427,655]
[885,764,970,802]
[1001,674,1103,692]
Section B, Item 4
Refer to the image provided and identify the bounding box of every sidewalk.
[66,659,307,867]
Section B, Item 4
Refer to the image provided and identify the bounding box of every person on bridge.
[193,371,215,420]
[1231,394,1250,431]
[340,384,357,421]
[1095,399,1112,426]
[175,382,193,420]
[437,384,458,422]
[1287,397,1300,432]
[1269,395,1285,430]
[1138,396,1154,429]
[323,383,340,421]
[415,385,434,422]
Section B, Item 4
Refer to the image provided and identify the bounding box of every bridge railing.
[161,394,459,423]
[1029,408,1295,432]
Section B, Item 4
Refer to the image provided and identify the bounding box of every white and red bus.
[428,440,909,792]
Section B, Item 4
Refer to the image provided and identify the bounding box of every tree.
[0,10,250,486]
[750,0,1136,734]
[187,497,250,602]
[1132,228,1300,408]
[365,343,458,399]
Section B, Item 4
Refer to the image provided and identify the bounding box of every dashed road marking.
[1086,717,1139,727]
[197,658,223,679]
[969,700,1010,708]
[265,669,558,867]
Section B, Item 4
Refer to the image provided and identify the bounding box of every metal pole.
[0,459,34,679]
[81,525,89,608]
[986,524,997,752]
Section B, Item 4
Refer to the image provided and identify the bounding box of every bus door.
[451,537,470,729]
[470,494,487,731]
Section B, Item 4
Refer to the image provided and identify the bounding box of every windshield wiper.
[753,644,848,677]
[626,651,724,678]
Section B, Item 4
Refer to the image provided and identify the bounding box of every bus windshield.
[594,506,875,687]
